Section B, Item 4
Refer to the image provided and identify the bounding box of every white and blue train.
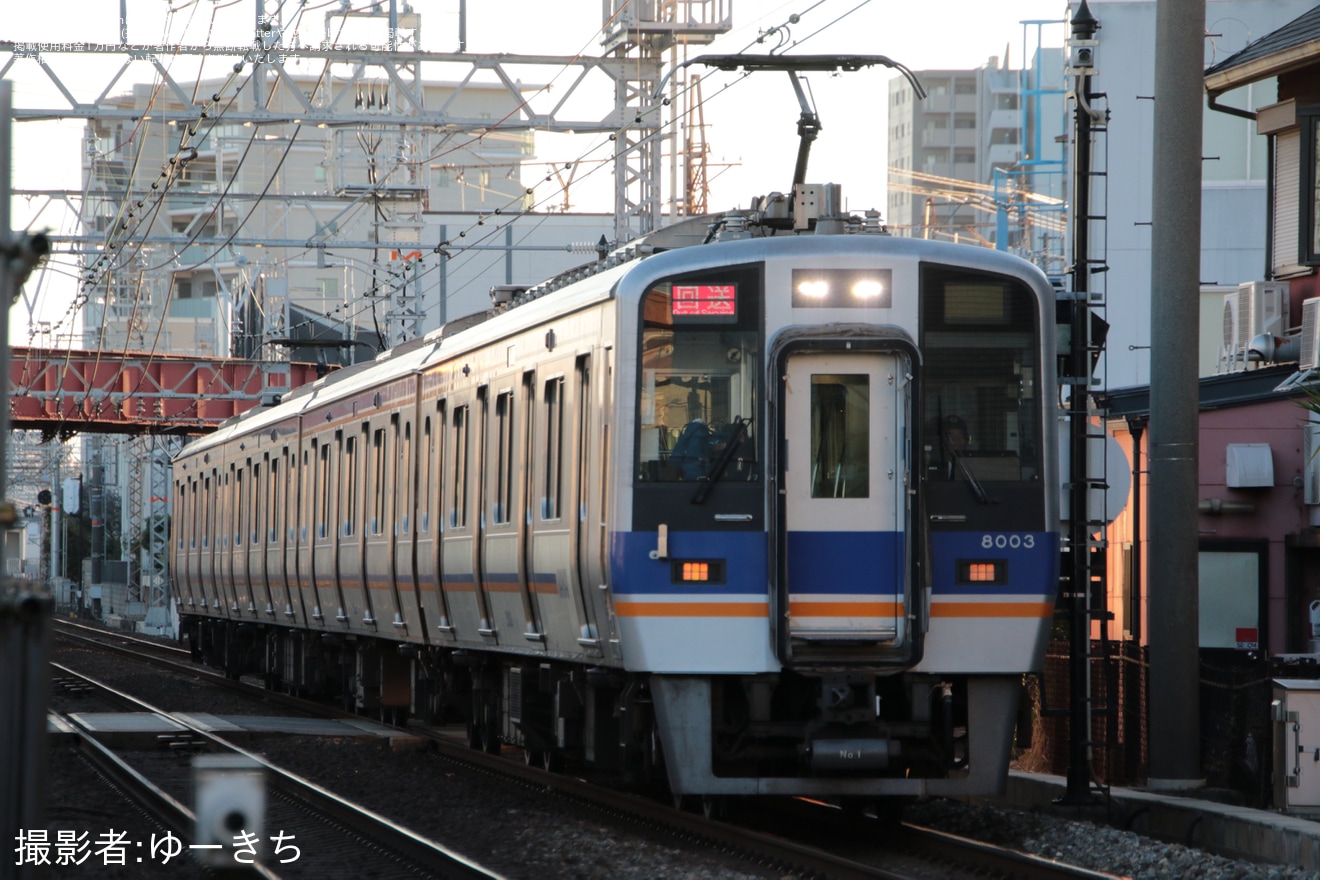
[172,182,1061,802]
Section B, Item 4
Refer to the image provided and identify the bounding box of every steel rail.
[54,622,1123,880]
[51,661,507,880]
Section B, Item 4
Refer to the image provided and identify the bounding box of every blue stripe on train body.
[927,531,1060,597]
[785,531,903,596]
[610,531,768,596]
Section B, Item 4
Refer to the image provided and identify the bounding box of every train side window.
[636,266,762,483]
[493,390,514,524]
[543,377,564,520]
[452,405,468,528]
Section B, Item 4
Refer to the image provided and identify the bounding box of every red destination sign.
[672,284,737,318]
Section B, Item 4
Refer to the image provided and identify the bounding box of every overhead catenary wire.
[44,0,894,408]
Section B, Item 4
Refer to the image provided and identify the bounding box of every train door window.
[523,373,535,522]
[452,405,468,528]
[420,412,434,533]
[225,470,233,549]
[177,480,187,549]
[543,377,564,520]
[636,264,762,483]
[371,426,387,535]
[477,388,490,525]
[494,390,514,524]
[299,448,309,543]
[343,433,357,538]
[234,466,243,546]
[400,420,412,534]
[266,457,277,543]
[810,374,870,499]
[920,265,1041,484]
[202,476,211,548]
[576,356,591,521]
[251,462,261,544]
[317,442,330,540]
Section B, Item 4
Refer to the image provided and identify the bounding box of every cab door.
[781,351,910,649]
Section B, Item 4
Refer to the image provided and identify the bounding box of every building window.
[1304,109,1320,264]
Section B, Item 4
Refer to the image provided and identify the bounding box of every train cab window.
[636,265,762,483]
[920,266,1041,484]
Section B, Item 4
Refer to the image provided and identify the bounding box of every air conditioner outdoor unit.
[1237,281,1289,351]
[1300,297,1320,371]
[1221,293,1241,369]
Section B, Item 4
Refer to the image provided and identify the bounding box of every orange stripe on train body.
[930,601,1054,618]
[614,601,769,618]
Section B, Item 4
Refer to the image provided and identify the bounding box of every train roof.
[176,199,1058,465]
[176,253,635,460]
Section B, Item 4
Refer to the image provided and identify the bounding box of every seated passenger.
[668,419,712,480]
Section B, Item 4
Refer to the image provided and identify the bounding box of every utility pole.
[1147,0,1206,791]
[1,77,55,880]
[1060,0,1102,805]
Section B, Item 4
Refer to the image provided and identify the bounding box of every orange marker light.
[682,562,710,582]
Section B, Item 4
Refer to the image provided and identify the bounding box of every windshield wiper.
[691,416,750,505]
[950,451,995,505]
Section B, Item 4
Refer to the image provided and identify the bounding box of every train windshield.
[636,265,762,483]
[920,265,1042,484]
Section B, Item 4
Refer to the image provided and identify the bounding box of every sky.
[4,0,1071,342]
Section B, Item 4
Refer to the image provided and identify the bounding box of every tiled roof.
[1205,4,1320,78]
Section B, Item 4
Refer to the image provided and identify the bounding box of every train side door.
[780,351,909,648]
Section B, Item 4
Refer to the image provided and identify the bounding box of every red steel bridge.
[8,348,330,437]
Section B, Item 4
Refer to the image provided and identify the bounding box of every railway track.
[48,661,507,879]
[51,621,1125,880]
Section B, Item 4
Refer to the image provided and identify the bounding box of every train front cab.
[620,246,1059,798]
